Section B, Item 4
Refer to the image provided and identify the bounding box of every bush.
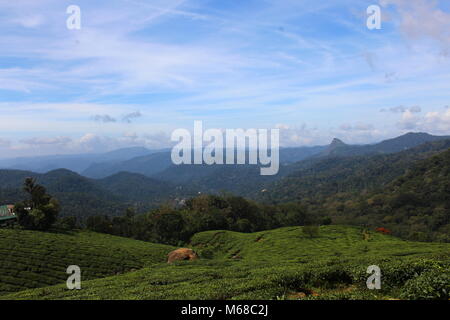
[400,270,450,300]
[303,225,319,238]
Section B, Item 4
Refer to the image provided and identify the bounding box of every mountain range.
[0,132,449,223]
[0,147,166,174]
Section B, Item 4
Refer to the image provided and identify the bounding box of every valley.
[0,132,449,300]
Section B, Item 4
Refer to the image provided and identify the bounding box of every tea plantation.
[0,226,448,300]
[0,229,174,295]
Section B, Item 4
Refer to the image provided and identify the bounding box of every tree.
[152,209,186,245]
[14,178,60,231]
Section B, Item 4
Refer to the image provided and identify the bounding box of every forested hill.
[331,147,450,242]
[260,139,450,203]
[316,132,450,158]
[0,169,181,219]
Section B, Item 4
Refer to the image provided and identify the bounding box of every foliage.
[400,269,450,300]
[303,225,320,238]
[14,178,60,231]
[263,143,450,242]
[85,194,312,245]
[0,169,181,220]
[1,225,448,300]
[0,228,174,295]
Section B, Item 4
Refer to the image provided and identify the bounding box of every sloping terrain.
[0,169,179,218]
[316,132,450,158]
[262,139,450,202]
[0,229,174,295]
[0,147,156,174]
[82,151,174,179]
[1,226,448,300]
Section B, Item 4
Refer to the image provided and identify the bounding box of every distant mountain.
[0,169,126,218]
[0,168,179,219]
[2,132,449,220]
[0,147,160,174]
[316,132,450,158]
[260,139,450,203]
[82,146,326,180]
[150,133,450,196]
[82,151,174,179]
[81,132,450,182]
[97,171,187,203]
[152,163,284,195]
[371,132,450,153]
[278,145,326,164]
[320,138,348,156]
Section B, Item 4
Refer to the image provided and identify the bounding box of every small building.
[0,204,17,226]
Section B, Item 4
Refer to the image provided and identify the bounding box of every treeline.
[82,194,328,245]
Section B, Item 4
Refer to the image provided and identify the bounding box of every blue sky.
[0,0,450,157]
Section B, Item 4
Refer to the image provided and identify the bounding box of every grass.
[0,225,448,300]
[0,228,175,295]
[190,225,448,263]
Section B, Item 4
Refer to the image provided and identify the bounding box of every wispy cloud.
[0,0,449,156]
[380,105,422,113]
[122,111,142,123]
[92,114,117,123]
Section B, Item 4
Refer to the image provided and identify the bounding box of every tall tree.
[14,178,60,231]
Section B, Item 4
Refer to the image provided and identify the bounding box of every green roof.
[0,215,16,220]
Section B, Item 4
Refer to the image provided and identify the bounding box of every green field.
[0,226,448,300]
[0,229,174,295]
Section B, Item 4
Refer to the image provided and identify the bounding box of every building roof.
[0,215,16,222]
[0,205,15,217]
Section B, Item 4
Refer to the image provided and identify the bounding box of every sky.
[0,0,450,157]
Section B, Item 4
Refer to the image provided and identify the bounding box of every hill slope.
[0,169,179,218]
[0,229,174,295]
[0,147,156,174]
[97,171,183,205]
[316,132,450,158]
[0,169,127,218]
[1,226,448,300]
[262,139,450,203]
[335,146,450,241]
[82,151,174,179]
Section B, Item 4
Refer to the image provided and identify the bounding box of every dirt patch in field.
[287,289,319,299]
[255,235,265,242]
[167,248,199,263]
[230,250,242,259]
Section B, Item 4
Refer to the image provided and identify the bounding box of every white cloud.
[122,111,142,123]
[276,123,324,146]
[92,114,117,123]
[11,15,45,28]
[20,136,72,146]
[396,108,450,133]
[423,109,450,132]
[380,105,422,113]
[397,110,421,130]
[339,123,375,131]
[381,0,450,49]
[0,1,449,157]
